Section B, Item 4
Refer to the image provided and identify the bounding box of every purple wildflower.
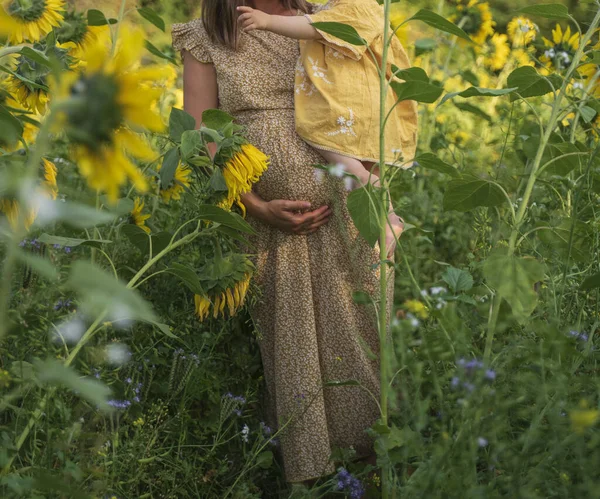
[260,421,272,436]
[484,369,496,381]
[108,399,131,410]
[64,247,72,254]
[19,239,27,247]
[478,437,488,448]
[335,467,365,499]
[451,376,460,388]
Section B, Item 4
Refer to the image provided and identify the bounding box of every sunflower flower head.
[2,0,64,44]
[51,28,171,202]
[195,274,252,321]
[507,16,538,47]
[478,32,510,71]
[42,157,58,199]
[7,40,73,114]
[219,143,269,215]
[158,162,192,203]
[448,0,495,45]
[55,10,110,60]
[578,61,600,98]
[540,24,583,71]
[130,197,150,234]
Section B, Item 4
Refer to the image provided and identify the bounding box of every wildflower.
[51,29,170,202]
[507,16,537,46]
[335,467,365,499]
[219,144,269,215]
[330,163,345,177]
[404,299,428,319]
[478,437,488,447]
[241,424,250,443]
[540,24,583,71]
[260,421,272,436]
[107,399,131,410]
[406,313,420,328]
[430,287,447,296]
[484,369,496,381]
[133,417,145,427]
[479,33,511,71]
[448,0,495,45]
[0,369,11,389]
[570,402,599,434]
[158,162,192,203]
[130,197,151,234]
[1,0,64,44]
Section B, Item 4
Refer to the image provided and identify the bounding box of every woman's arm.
[237,6,322,40]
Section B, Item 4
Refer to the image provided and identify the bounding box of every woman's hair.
[202,0,310,49]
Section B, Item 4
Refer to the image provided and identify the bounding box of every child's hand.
[237,6,271,32]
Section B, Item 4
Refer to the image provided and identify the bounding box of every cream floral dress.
[172,15,393,483]
[297,0,418,164]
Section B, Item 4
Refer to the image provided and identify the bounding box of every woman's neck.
[252,0,293,15]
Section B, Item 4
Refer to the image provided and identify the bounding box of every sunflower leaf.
[310,22,366,46]
[169,108,196,142]
[137,7,166,32]
[196,205,256,234]
[443,177,506,212]
[347,184,381,247]
[391,66,429,82]
[38,234,112,249]
[87,9,117,26]
[202,109,235,130]
[413,153,461,178]
[145,41,176,63]
[407,10,472,43]
[390,80,443,103]
[160,148,180,188]
[517,4,570,20]
[164,263,205,295]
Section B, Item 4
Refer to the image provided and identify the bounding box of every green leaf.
[160,148,180,188]
[537,218,590,263]
[347,184,381,247]
[483,252,545,322]
[256,451,274,469]
[35,359,112,411]
[580,105,597,124]
[143,320,177,339]
[414,38,436,57]
[507,66,562,101]
[19,47,51,67]
[438,86,517,107]
[407,9,472,43]
[137,7,166,31]
[16,251,59,281]
[121,224,172,255]
[581,273,600,291]
[87,9,116,26]
[197,205,256,234]
[441,266,473,293]
[443,177,506,212]
[169,108,196,142]
[209,168,228,192]
[38,234,112,249]
[202,109,234,130]
[518,4,569,20]
[391,66,429,82]
[390,80,443,104]
[310,21,367,46]
[0,104,23,146]
[145,41,176,63]
[414,153,460,178]
[454,102,492,123]
[164,263,205,294]
[180,130,203,160]
[540,142,585,175]
[68,261,157,322]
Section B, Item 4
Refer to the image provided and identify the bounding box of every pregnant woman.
[172,0,396,484]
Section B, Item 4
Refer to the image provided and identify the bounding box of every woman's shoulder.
[172,18,213,64]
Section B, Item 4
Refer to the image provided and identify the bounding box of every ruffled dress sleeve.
[172,19,213,64]
[306,0,384,61]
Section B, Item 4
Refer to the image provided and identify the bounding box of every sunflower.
[448,0,495,45]
[219,143,269,215]
[130,197,150,234]
[478,33,510,71]
[506,16,537,47]
[389,3,409,47]
[540,24,583,71]
[6,41,73,114]
[158,162,192,203]
[42,158,57,199]
[55,10,109,60]
[51,28,170,202]
[578,62,600,97]
[2,0,65,44]
[195,274,251,321]
[0,198,36,231]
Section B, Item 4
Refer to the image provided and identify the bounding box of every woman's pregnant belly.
[236,109,339,205]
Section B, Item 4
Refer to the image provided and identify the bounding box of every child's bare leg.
[319,150,404,256]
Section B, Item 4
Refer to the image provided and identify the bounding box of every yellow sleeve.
[307,0,384,60]
[172,19,213,64]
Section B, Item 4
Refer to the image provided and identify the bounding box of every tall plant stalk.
[483,7,600,362]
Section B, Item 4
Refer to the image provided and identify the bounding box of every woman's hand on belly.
[242,193,331,235]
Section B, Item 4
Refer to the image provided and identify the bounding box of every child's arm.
[237,6,323,40]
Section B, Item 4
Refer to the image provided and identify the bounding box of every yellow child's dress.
[296,0,418,165]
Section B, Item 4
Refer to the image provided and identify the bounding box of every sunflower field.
[1,0,600,498]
